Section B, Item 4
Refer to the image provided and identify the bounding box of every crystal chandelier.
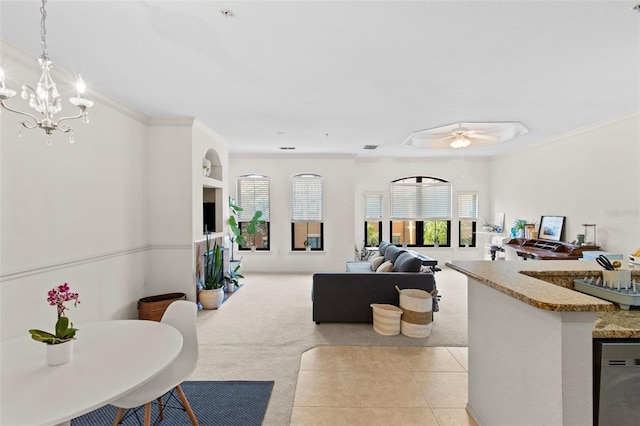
[0,0,94,146]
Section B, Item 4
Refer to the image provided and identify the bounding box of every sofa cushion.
[384,245,404,263]
[378,241,390,255]
[371,256,385,271]
[393,252,422,272]
[376,260,393,272]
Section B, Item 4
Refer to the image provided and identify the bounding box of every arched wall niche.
[204,148,222,180]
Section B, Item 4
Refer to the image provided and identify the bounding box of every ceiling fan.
[401,122,529,150]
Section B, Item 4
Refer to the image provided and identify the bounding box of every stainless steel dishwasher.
[594,339,640,426]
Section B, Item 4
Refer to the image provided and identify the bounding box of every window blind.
[458,193,478,219]
[364,193,383,219]
[236,176,270,221]
[291,174,323,221]
[390,182,451,219]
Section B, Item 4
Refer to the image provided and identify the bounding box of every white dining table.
[1,319,183,426]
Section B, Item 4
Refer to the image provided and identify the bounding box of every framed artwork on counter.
[538,216,565,241]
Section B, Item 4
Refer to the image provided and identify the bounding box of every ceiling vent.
[363,145,378,150]
[279,147,296,150]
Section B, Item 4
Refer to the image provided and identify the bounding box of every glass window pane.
[423,220,449,246]
[391,220,416,245]
[366,221,381,246]
[239,222,270,250]
[459,220,476,247]
[292,222,323,250]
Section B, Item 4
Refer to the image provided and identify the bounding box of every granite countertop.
[446,260,640,338]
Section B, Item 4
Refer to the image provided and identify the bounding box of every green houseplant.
[199,232,226,309]
[203,239,224,290]
[228,197,264,259]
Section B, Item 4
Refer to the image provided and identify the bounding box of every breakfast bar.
[446,260,640,426]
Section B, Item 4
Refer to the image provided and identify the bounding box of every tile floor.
[290,346,477,426]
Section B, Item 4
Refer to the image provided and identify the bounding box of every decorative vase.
[47,340,73,366]
[199,288,225,309]
[202,158,212,177]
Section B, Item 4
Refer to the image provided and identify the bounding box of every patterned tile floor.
[290,346,477,426]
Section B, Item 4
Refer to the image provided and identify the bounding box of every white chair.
[111,300,199,426]
[504,245,523,261]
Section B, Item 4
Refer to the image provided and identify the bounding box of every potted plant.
[29,283,80,366]
[199,233,226,309]
[225,261,244,294]
[511,219,528,238]
[228,197,264,258]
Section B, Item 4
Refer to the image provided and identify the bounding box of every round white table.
[1,320,183,426]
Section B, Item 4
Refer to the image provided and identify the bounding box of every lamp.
[449,133,471,149]
[0,0,93,146]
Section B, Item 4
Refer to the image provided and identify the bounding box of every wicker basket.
[395,286,434,338]
[370,304,403,336]
[137,292,186,322]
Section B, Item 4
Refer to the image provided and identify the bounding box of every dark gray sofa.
[312,272,436,323]
[312,241,436,323]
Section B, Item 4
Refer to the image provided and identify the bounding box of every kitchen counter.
[446,259,640,425]
[446,260,640,338]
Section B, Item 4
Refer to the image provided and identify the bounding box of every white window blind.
[237,176,270,221]
[291,174,323,221]
[458,193,478,219]
[390,182,451,219]
[364,193,383,219]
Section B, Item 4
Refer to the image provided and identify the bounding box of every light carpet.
[190,266,468,425]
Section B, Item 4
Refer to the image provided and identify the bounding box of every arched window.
[236,174,270,250]
[291,173,324,251]
[389,176,452,247]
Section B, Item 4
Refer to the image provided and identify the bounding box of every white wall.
[1,42,150,339]
[0,43,229,340]
[490,111,640,255]
[228,155,355,272]
[146,118,195,299]
[229,154,492,272]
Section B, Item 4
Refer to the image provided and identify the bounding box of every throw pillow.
[371,256,385,271]
[383,245,405,263]
[376,260,393,272]
[393,252,422,272]
[378,241,389,255]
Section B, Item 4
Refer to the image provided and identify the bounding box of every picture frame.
[524,224,536,239]
[538,216,565,241]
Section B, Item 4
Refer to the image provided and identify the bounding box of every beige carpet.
[190,266,468,425]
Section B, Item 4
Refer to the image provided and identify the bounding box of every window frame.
[236,174,271,251]
[389,176,452,247]
[458,192,478,248]
[363,192,383,247]
[291,173,324,251]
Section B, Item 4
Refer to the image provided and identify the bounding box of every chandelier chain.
[40,0,49,59]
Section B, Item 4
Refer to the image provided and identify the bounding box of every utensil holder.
[602,270,631,289]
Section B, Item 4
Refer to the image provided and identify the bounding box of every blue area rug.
[72,380,274,426]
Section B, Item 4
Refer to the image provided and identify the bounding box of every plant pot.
[226,284,236,294]
[199,288,225,309]
[47,340,73,366]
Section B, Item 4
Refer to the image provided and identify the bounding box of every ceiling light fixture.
[0,0,94,145]
[401,122,529,150]
[449,133,471,149]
